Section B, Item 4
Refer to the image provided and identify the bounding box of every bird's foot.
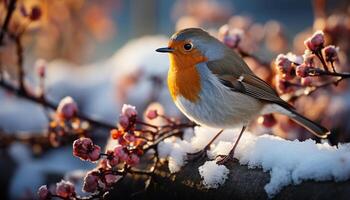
[187,147,209,161]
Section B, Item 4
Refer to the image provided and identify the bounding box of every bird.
[156,28,330,165]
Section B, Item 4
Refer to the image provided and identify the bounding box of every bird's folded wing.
[217,73,293,109]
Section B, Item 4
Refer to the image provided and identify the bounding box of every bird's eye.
[183,43,193,51]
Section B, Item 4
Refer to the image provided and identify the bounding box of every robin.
[156,28,330,164]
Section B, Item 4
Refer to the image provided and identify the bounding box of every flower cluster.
[48,96,89,147]
[274,30,340,94]
[37,180,76,200]
[73,138,101,162]
[37,103,195,199]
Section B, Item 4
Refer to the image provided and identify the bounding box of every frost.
[199,161,229,189]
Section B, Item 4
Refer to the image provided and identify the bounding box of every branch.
[0,0,16,44]
[0,80,116,130]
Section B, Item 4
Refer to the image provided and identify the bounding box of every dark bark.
[109,158,350,200]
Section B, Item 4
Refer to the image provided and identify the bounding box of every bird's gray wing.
[207,60,293,109]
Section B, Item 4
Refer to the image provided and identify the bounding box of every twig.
[14,36,25,92]
[0,0,16,44]
[0,80,116,130]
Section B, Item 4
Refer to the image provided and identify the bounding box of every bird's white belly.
[174,68,263,128]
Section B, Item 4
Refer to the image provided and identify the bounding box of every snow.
[199,161,229,189]
[160,126,350,197]
[8,143,94,199]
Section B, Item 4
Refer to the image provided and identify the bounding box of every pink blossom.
[295,64,309,78]
[83,171,100,193]
[323,45,338,62]
[127,153,140,166]
[37,185,50,200]
[119,115,129,129]
[29,6,42,21]
[218,25,243,48]
[304,30,324,51]
[124,133,136,143]
[73,138,101,162]
[56,180,75,198]
[301,77,313,86]
[104,174,119,186]
[106,150,119,167]
[275,54,294,80]
[302,51,315,66]
[114,146,129,162]
[259,114,277,128]
[146,109,158,120]
[57,96,78,120]
[275,76,294,94]
[89,145,101,162]
[121,104,137,118]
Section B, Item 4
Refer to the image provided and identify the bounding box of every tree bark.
[109,158,350,200]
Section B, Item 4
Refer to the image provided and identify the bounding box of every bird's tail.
[289,109,330,138]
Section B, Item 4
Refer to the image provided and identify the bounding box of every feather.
[207,58,293,110]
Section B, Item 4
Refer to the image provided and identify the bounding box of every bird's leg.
[187,129,224,161]
[216,126,246,165]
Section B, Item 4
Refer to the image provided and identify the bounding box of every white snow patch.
[199,161,229,189]
[159,126,350,197]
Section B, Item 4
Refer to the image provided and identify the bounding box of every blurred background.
[1,0,350,199]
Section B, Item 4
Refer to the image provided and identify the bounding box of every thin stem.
[315,50,329,72]
[135,120,158,129]
[0,80,117,129]
[0,0,17,44]
[14,36,25,92]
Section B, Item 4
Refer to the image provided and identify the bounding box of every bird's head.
[156,28,226,70]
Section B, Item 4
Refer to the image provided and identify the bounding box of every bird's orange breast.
[167,43,207,103]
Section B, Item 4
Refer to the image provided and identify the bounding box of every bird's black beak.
[156,47,174,53]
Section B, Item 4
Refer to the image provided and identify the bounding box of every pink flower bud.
[126,153,140,166]
[57,96,78,120]
[295,64,309,78]
[73,138,101,161]
[29,6,41,21]
[106,150,119,167]
[37,185,50,200]
[121,104,137,118]
[302,51,315,67]
[114,146,129,162]
[19,4,28,17]
[56,180,75,198]
[301,77,313,86]
[323,45,338,62]
[275,76,294,94]
[124,133,136,143]
[275,54,293,80]
[258,114,277,128]
[83,171,100,193]
[35,59,46,78]
[104,174,119,186]
[218,25,243,48]
[304,30,324,51]
[119,115,129,129]
[88,145,101,162]
[146,109,158,120]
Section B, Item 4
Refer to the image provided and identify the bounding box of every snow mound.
[199,161,229,189]
[160,126,350,197]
